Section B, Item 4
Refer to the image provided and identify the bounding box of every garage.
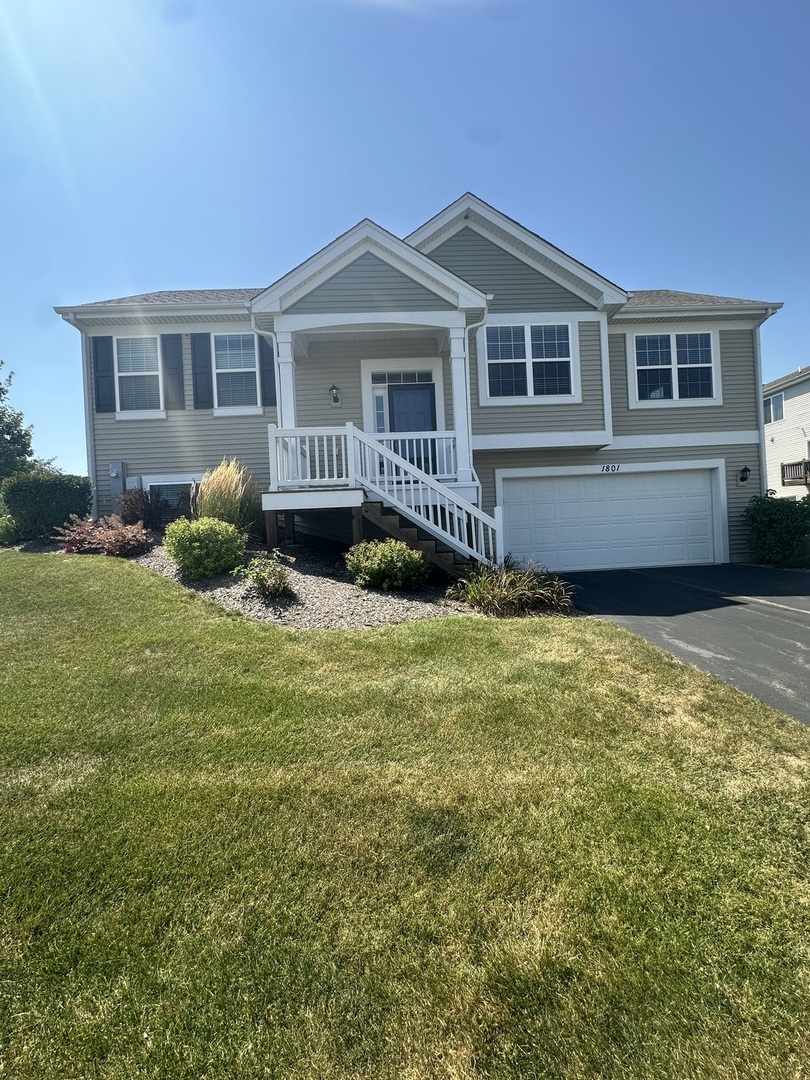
[499,466,719,572]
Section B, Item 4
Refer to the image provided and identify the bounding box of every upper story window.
[629,329,721,408]
[481,319,579,404]
[764,392,784,423]
[115,337,164,416]
[213,334,259,410]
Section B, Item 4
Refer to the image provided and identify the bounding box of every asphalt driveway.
[566,564,810,726]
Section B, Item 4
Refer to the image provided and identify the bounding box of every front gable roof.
[406,193,628,310]
[250,218,488,315]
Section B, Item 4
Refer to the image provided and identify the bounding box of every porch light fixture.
[739,465,751,483]
[329,384,341,405]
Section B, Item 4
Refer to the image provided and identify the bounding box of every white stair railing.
[349,425,497,563]
[268,424,498,563]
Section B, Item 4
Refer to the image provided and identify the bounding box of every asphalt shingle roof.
[92,289,264,305]
[625,289,769,307]
[763,364,810,394]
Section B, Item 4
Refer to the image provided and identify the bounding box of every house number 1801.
[601,465,621,473]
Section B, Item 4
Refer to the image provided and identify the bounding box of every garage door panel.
[501,469,716,571]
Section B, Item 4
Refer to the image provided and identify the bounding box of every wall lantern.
[739,465,751,483]
[329,384,341,405]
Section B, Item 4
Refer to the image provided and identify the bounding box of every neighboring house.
[55,194,781,572]
[762,366,810,495]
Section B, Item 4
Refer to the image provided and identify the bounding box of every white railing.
[267,424,498,563]
[373,432,457,481]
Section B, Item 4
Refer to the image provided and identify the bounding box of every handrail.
[781,459,810,486]
[267,424,498,562]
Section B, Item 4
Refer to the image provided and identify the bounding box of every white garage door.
[501,469,715,572]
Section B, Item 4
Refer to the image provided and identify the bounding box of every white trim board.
[473,431,612,450]
[494,458,730,564]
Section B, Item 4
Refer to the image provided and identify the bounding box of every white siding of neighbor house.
[764,376,810,494]
[474,443,759,562]
[90,332,277,514]
[286,252,455,313]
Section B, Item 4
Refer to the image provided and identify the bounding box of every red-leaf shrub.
[53,514,153,557]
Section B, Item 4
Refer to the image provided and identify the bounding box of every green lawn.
[1,551,809,1079]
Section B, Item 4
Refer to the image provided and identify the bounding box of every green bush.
[345,539,428,591]
[193,459,263,539]
[164,517,247,579]
[53,514,152,557]
[232,554,295,600]
[742,491,810,565]
[1,472,92,540]
[446,555,575,617]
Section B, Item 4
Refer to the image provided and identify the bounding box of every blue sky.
[0,0,807,474]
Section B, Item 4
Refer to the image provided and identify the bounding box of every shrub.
[0,492,17,545]
[742,491,810,565]
[118,488,171,530]
[345,539,429,591]
[2,472,92,540]
[193,459,263,539]
[164,517,247,579]
[446,555,575,617]
[232,554,296,600]
[53,514,153,557]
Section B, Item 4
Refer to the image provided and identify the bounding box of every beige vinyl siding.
[296,338,450,430]
[765,378,810,493]
[610,328,758,434]
[286,252,454,314]
[428,227,596,313]
[91,334,277,513]
[471,321,605,435]
[474,444,758,561]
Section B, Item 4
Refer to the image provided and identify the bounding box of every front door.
[388,384,437,472]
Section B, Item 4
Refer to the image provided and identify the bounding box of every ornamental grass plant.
[447,554,575,616]
[192,458,263,540]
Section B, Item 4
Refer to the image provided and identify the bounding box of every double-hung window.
[483,320,577,402]
[115,337,164,417]
[213,333,259,410]
[631,330,720,407]
[764,392,784,424]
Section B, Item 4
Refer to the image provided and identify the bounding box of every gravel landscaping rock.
[132,537,463,630]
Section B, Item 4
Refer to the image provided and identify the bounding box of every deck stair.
[361,499,471,576]
[267,424,499,566]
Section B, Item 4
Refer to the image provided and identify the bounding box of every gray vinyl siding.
[428,227,596,312]
[286,252,454,314]
[610,328,759,434]
[296,338,450,429]
[471,321,605,435]
[91,334,277,514]
[473,444,759,562]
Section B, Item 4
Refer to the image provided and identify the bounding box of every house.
[55,194,781,573]
[762,366,810,495]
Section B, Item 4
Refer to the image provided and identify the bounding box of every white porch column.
[275,331,297,429]
[449,325,474,483]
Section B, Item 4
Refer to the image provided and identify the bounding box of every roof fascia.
[251,219,488,314]
[612,302,782,324]
[55,302,252,324]
[406,193,628,309]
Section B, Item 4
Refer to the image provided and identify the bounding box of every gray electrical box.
[108,460,126,507]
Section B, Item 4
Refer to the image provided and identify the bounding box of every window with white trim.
[485,322,573,399]
[634,332,715,403]
[764,392,784,424]
[115,337,162,413]
[213,334,258,408]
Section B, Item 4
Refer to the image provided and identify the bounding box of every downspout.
[463,297,492,449]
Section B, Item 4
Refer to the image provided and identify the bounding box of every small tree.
[0,361,34,480]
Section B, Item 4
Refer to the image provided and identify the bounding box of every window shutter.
[161,334,185,410]
[190,333,213,409]
[258,336,276,407]
[92,337,115,413]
